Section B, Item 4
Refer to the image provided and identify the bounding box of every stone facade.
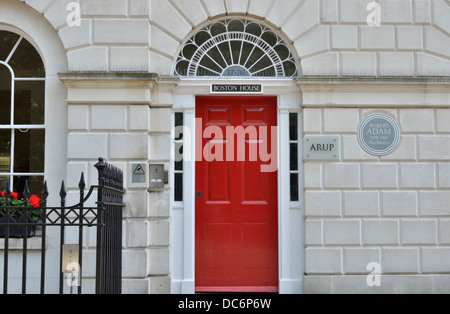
[0,0,449,294]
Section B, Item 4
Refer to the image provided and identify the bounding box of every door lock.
[196,191,203,197]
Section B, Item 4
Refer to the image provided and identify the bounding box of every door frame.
[170,79,304,294]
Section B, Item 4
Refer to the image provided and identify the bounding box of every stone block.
[109,133,148,159]
[67,46,109,72]
[122,250,148,277]
[110,47,149,72]
[420,191,450,216]
[150,108,172,133]
[225,0,249,13]
[149,190,170,218]
[400,109,434,133]
[305,191,341,217]
[397,26,423,50]
[325,220,361,245]
[422,248,450,273]
[149,276,171,294]
[122,279,149,294]
[81,0,127,15]
[150,0,191,40]
[129,105,150,130]
[416,53,450,76]
[129,0,150,16]
[364,219,399,245]
[68,133,108,159]
[323,109,359,133]
[304,163,322,189]
[436,109,450,133]
[383,248,419,274]
[339,0,369,23]
[91,105,127,130]
[282,0,319,39]
[247,0,273,16]
[439,219,450,245]
[94,19,149,44]
[148,247,170,275]
[379,0,413,23]
[149,135,171,161]
[360,26,395,50]
[344,248,380,274]
[305,248,342,274]
[331,25,357,50]
[124,191,149,218]
[44,0,76,29]
[301,53,339,76]
[322,0,338,23]
[419,136,450,160]
[324,163,360,189]
[425,26,450,58]
[149,220,170,246]
[399,163,436,189]
[433,0,450,35]
[305,220,323,245]
[414,0,431,24]
[127,220,148,248]
[150,25,180,58]
[294,26,328,58]
[68,105,89,130]
[25,0,53,13]
[401,219,437,245]
[438,163,450,188]
[343,191,379,217]
[379,52,415,76]
[303,109,321,133]
[340,52,377,76]
[382,191,418,216]
[362,163,398,188]
[59,19,91,50]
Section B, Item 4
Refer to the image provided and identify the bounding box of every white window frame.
[0,34,46,192]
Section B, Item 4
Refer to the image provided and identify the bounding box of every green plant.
[0,191,42,222]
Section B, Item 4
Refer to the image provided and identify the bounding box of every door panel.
[195,96,278,292]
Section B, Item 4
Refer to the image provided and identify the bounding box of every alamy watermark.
[366,262,382,287]
[67,2,81,27]
[172,119,278,173]
[367,1,382,26]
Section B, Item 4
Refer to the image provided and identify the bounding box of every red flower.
[29,195,40,208]
[1,191,18,199]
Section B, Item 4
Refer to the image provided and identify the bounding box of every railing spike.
[60,181,67,199]
[5,180,11,200]
[23,180,31,199]
[41,181,49,200]
[79,172,86,190]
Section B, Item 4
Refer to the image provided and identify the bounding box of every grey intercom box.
[149,164,165,188]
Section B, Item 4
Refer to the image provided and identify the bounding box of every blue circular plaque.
[358,113,400,156]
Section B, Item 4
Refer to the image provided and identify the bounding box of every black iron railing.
[0,158,124,294]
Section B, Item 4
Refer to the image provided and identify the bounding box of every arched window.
[175,19,298,78]
[0,30,45,194]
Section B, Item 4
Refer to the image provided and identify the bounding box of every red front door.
[195,96,278,293]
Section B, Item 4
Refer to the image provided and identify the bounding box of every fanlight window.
[0,31,45,194]
[175,19,298,78]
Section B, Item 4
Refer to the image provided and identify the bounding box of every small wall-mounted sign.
[358,113,400,156]
[149,164,165,189]
[304,136,340,160]
[211,84,263,94]
[131,163,146,183]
